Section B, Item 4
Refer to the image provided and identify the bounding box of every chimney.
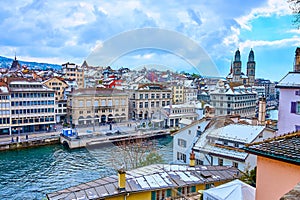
[258,97,266,125]
[189,151,196,167]
[118,169,126,191]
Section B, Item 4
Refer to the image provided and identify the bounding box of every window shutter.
[177,187,182,195]
[166,189,171,197]
[151,191,156,200]
[191,186,196,193]
[291,102,297,113]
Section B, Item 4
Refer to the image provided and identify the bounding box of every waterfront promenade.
[0,121,168,150]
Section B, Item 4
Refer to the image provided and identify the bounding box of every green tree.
[240,166,257,187]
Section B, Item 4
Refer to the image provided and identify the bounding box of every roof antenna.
[14,52,17,60]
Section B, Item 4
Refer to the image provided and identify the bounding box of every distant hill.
[0,56,62,71]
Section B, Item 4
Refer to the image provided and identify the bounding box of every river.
[0,136,173,200]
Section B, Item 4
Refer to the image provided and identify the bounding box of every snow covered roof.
[276,72,300,88]
[163,103,196,109]
[47,164,240,200]
[0,86,8,93]
[179,118,193,125]
[198,143,249,160]
[207,124,265,143]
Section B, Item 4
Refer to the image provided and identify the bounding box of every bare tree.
[109,138,163,170]
[288,0,300,28]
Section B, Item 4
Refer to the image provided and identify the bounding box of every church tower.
[294,47,300,72]
[247,49,255,86]
[233,49,242,82]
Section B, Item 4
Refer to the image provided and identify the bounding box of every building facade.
[129,84,172,120]
[43,77,69,101]
[0,84,10,135]
[244,132,300,200]
[276,48,300,135]
[62,62,84,88]
[172,84,184,104]
[210,80,257,117]
[67,88,128,126]
[9,78,56,134]
[163,103,201,127]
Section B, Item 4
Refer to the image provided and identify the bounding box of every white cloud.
[239,37,300,52]
[235,0,291,30]
[223,26,241,47]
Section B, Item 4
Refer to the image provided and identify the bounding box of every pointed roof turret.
[248,48,254,62]
[234,49,241,62]
[10,54,21,72]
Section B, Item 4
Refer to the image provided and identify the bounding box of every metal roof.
[47,164,240,200]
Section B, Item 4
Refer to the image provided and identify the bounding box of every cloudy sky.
[0,0,299,80]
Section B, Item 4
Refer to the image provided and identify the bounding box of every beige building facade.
[67,88,129,126]
[43,77,68,101]
[129,84,172,120]
[62,62,84,88]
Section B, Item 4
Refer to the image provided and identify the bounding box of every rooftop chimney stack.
[189,151,196,167]
[118,169,126,191]
[258,97,266,125]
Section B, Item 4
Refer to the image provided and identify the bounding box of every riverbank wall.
[0,135,60,151]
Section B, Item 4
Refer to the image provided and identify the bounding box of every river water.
[0,136,173,200]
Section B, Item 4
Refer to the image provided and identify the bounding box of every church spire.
[248,48,254,62]
[294,47,300,72]
[234,49,241,62]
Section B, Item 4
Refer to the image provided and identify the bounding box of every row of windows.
[213,102,255,108]
[12,117,55,124]
[11,108,55,114]
[0,103,10,108]
[11,92,54,98]
[52,87,61,91]
[9,84,43,89]
[218,158,239,168]
[0,118,10,124]
[11,100,55,106]
[133,101,170,108]
[0,110,10,115]
[133,93,171,99]
[172,108,194,114]
[49,82,63,86]
[78,99,126,107]
[55,109,67,113]
[212,95,256,101]
[0,95,9,100]
[58,103,67,107]
[177,152,186,163]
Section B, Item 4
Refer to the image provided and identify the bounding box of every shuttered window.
[291,102,296,113]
